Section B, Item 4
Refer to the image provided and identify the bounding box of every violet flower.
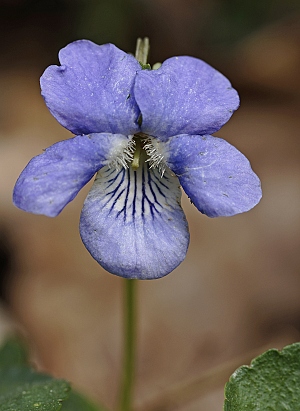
[13,40,262,279]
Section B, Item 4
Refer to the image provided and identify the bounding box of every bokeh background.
[1,0,300,410]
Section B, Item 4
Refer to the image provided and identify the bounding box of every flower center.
[111,133,166,177]
[131,133,166,177]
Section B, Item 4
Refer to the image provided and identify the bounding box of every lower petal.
[13,133,130,217]
[80,163,189,279]
[165,134,262,217]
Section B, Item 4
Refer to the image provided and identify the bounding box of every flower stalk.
[135,37,149,66]
[118,279,137,411]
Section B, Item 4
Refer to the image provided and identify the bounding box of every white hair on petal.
[109,138,136,170]
[143,137,166,177]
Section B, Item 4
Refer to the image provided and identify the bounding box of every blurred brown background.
[1,0,300,410]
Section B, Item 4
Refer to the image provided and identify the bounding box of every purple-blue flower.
[13,40,262,279]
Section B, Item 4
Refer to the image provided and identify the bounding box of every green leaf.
[0,366,70,411]
[0,367,55,396]
[224,342,300,411]
[0,337,29,368]
[0,379,70,411]
[0,338,107,411]
[61,390,107,411]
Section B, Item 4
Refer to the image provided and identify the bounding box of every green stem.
[135,37,149,65]
[118,279,137,411]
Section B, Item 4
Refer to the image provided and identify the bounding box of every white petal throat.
[90,162,181,224]
[108,135,167,177]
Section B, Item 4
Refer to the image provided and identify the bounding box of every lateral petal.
[80,163,189,279]
[13,133,130,217]
[165,134,262,217]
[134,56,239,140]
[40,40,141,135]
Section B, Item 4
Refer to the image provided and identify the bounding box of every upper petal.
[165,134,262,217]
[13,133,130,217]
[40,40,141,135]
[134,56,239,141]
[80,163,189,279]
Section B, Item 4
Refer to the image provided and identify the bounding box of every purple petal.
[40,40,141,135]
[13,133,130,217]
[134,56,239,140]
[165,134,262,217]
[80,163,189,279]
